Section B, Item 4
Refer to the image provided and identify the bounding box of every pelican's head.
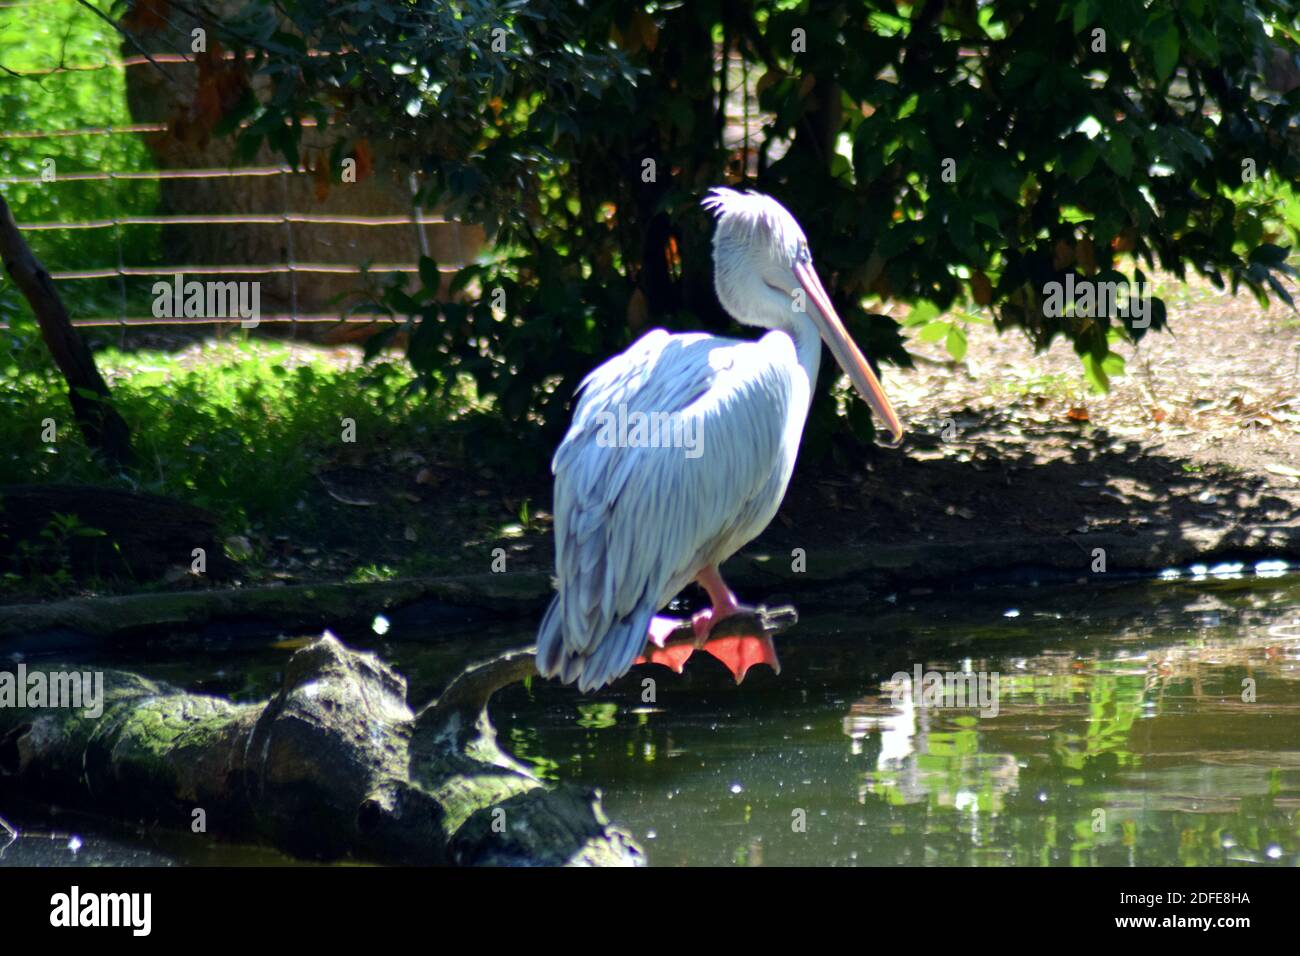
[703,187,903,444]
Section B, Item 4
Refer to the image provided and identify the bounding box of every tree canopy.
[121,0,1300,458]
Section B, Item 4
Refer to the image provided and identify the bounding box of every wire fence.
[3,7,766,338]
[0,31,473,337]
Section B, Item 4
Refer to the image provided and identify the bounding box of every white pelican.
[537,188,904,691]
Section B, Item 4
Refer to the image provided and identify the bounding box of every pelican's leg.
[693,564,782,683]
[647,615,684,647]
[691,565,743,645]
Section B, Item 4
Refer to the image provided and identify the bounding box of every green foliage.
[0,339,455,530]
[0,509,107,597]
[24,1,1300,462]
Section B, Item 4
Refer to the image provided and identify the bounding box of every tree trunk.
[0,191,134,468]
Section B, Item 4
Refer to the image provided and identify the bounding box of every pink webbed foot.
[691,566,782,682]
[698,631,782,684]
[631,564,784,683]
[633,615,696,673]
[691,565,742,645]
[633,613,780,682]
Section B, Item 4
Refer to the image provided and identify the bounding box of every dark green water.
[490,567,1300,867]
[3,567,1299,866]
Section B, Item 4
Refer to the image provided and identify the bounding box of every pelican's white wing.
[537,328,806,690]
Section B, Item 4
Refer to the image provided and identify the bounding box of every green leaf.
[1067,141,1098,181]
[1072,0,1095,33]
[903,300,942,327]
[1081,352,1111,393]
[918,320,951,342]
[945,324,968,362]
[1152,20,1179,84]
[1102,136,1133,178]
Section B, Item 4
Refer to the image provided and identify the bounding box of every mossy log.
[0,635,644,866]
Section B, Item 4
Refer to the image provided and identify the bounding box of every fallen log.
[0,634,644,866]
[0,484,235,584]
[5,522,1300,646]
[0,570,553,647]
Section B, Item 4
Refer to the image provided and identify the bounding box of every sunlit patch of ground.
[883,273,1300,509]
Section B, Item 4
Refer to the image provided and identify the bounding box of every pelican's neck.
[781,312,822,403]
[720,276,823,402]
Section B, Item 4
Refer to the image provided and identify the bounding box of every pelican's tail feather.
[536,594,566,678]
[536,593,653,693]
[575,606,655,692]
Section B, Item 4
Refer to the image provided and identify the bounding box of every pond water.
[3,567,1299,867]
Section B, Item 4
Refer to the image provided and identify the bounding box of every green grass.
[0,337,455,534]
[986,371,1082,403]
[347,563,403,583]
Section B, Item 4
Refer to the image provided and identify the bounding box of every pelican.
[537,188,904,691]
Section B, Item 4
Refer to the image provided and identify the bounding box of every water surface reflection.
[494,573,1300,866]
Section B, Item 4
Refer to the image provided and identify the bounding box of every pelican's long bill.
[793,260,905,445]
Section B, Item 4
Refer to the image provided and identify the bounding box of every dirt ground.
[782,276,1300,552]
[868,277,1300,549]
[246,274,1300,591]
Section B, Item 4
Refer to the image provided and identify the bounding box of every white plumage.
[537,188,903,691]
